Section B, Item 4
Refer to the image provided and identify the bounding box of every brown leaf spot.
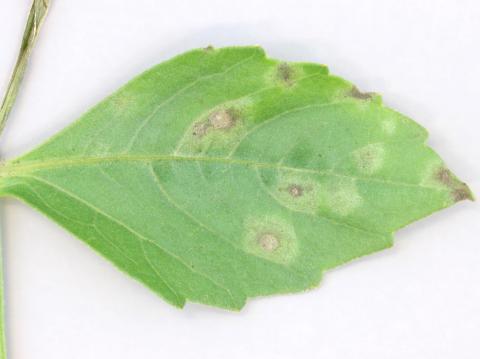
[353,144,385,174]
[349,86,374,100]
[192,108,239,138]
[209,109,236,130]
[288,184,304,198]
[203,45,214,52]
[434,167,473,202]
[192,122,210,137]
[277,63,294,85]
[452,187,472,202]
[257,233,280,252]
[435,167,455,187]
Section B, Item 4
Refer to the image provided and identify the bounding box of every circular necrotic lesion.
[191,108,240,138]
[257,232,280,252]
[287,184,304,198]
[243,216,299,264]
[265,171,322,214]
[209,109,236,130]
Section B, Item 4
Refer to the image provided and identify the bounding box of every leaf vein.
[147,164,242,303]
[6,155,444,191]
[227,101,349,157]
[22,173,240,304]
[253,167,384,236]
[123,53,260,153]
[140,240,184,305]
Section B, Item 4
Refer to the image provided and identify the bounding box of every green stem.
[0,0,50,138]
[0,229,6,359]
[0,1,51,357]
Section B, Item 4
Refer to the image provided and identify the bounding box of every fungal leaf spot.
[257,233,280,252]
[288,184,304,198]
[321,179,363,216]
[243,216,298,264]
[192,108,238,138]
[209,109,237,130]
[192,121,210,137]
[349,86,375,100]
[452,187,473,202]
[177,105,247,155]
[435,167,455,187]
[203,45,215,52]
[261,170,322,214]
[276,62,296,86]
[353,143,385,175]
[433,167,474,202]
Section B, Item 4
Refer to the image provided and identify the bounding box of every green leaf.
[0,47,472,310]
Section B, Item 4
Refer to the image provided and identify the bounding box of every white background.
[1,0,479,358]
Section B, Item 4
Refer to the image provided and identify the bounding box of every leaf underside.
[0,47,472,309]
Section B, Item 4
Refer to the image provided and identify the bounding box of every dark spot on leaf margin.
[349,86,375,100]
[435,167,474,202]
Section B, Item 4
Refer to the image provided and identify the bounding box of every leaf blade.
[0,46,472,309]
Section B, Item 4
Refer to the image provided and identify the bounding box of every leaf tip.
[434,167,474,203]
[452,184,475,202]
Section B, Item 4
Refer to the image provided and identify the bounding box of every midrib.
[1,154,325,176]
[0,153,440,191]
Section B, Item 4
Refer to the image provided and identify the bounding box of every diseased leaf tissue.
[0,47,473,309]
